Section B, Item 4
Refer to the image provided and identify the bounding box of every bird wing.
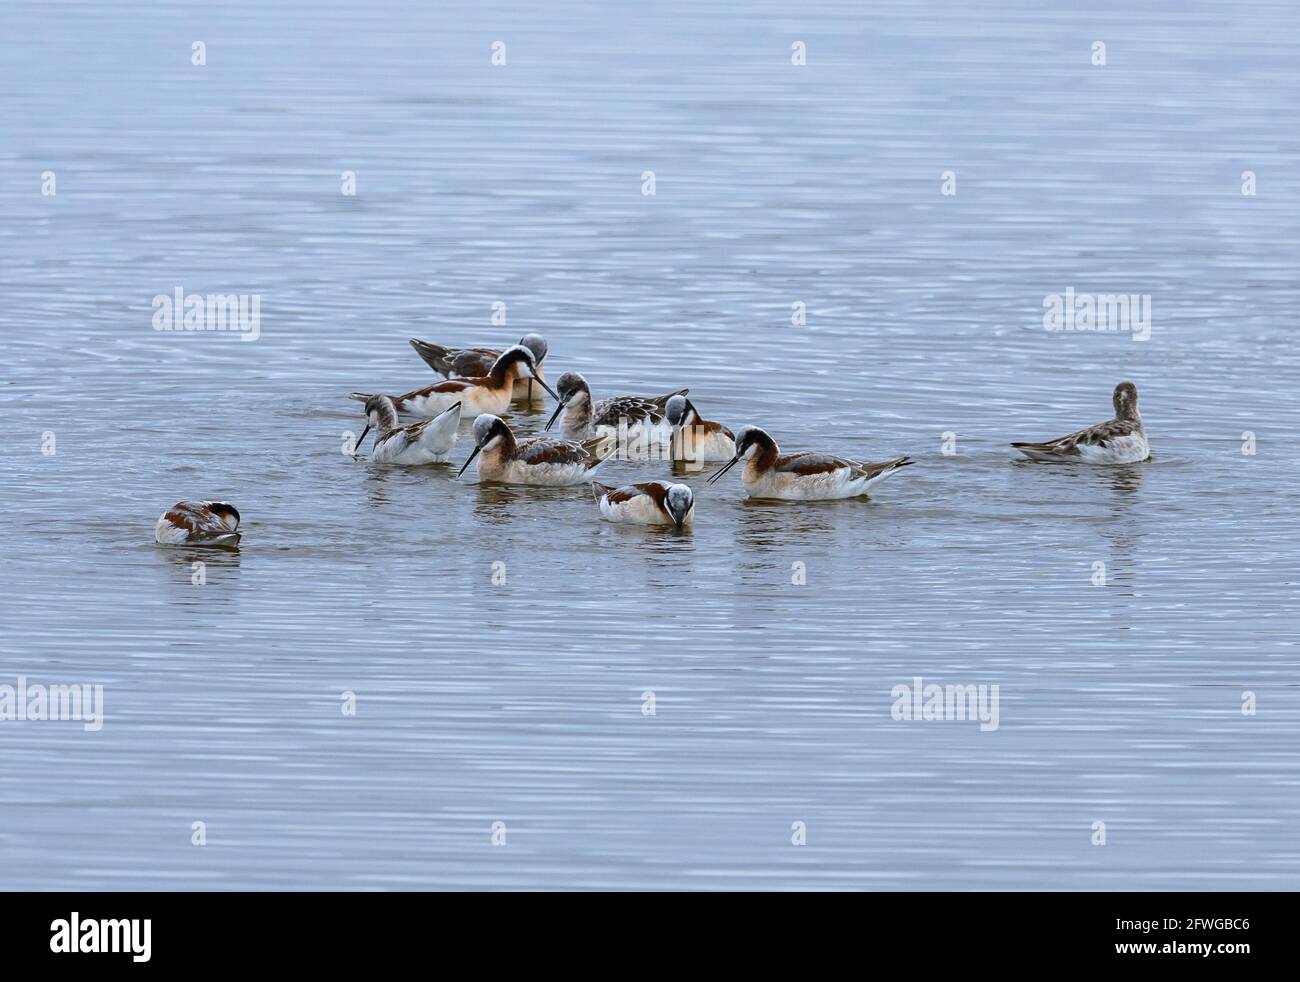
[1012,418,1141,454]
[409,340,499,378]
[592,392,685,428]
[395,378,475,401]
[850,456,914,480]
[447,349,499,378]
[373,427,411,457]
[517,438,593,466]
[774,452,858,475]
[164,501,239,537]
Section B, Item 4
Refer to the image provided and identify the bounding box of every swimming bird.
[665,394,736,463]
[543,371,687,447]
[591,480,695,529]
[409,333,549,404]
[458,413,614,486]
[1011,381,1149,464]
[154,501,242,547]
[350,345,556,419]
[706,426,914,500]
[356,396,461,464]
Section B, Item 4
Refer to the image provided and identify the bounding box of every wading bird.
[707,426,914,500]
[543,371,686,454]
[350,345,556,418]
[591,480,695,528]
[154,501,242,547]
[666,394,736,463]
[458,414,614,485]
[1011,381,1149,463]
[355,396,461,464]
[409,333,549,404]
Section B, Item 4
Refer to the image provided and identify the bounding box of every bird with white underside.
[707,426,914,500]
[458,414,615,486]
[350,344,557,419]
[591,480,695,528]
[154,501,242,547]
[409,333,550,405]
[355,396,461,464]
[665,394,736,463]
[544,371,687,452]
[1011,381,1149,464]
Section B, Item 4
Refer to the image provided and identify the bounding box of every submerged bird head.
[1113,381,1140,420]
[664,483,694,528]
[518,333,548,365]
[665,394,696,429]
[544,371,592,431]
[458,414,512,477]
[707,425,775,484]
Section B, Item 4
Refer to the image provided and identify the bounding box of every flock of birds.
[154,332,1150,547]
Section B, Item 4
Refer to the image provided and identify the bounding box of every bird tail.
[585,439,620,475]
[856,456,914,487]
[1010,442,1073,462]
[876,456,915,477]
[409,339,453,375]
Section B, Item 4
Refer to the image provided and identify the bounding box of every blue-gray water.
[2,0,1299,889]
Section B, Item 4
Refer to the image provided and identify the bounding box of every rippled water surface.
[2,0,1299,889]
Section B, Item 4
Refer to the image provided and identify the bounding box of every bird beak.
[354,424,371,455]
[706,454,741,485]
[544,397,567,432]
[457,442,484,478]
[531,372,559,402]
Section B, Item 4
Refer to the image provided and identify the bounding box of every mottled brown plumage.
[350,345,554,419]
[546,371,688,440]
[459,414,612,485]
[1011,382,1149,463]
[708,426,914,500]
[154,500,242,546]
[409,342,498,378]
[409,334,548,380]
[590,480,695,527]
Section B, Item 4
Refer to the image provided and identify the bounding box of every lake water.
[2,0,1299,889]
